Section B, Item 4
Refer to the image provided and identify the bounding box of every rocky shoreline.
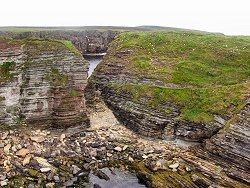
[0,102,248,188]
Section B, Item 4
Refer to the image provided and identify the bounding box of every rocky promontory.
[89,31,250,185]
[0,37,89,128]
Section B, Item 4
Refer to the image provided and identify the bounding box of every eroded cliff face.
[0,30,120,54]
[0,38,89,128]
[87,31,250,184]
[88,31,250,142]
[204,101,250,183]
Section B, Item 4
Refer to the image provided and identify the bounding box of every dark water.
[84,56,103,78]
[88,168,146,188]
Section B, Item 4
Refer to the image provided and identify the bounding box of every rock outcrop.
[88,31,250,142]
[204,101,250,184]
[0,37,89,128]
[0,30,120,54]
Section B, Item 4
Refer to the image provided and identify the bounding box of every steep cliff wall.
[204,101,250,183]
[89,31,250,141]
[0,37,89,128]
[0,30,120,54]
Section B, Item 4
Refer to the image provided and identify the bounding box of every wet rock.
[93,184,102,188]
[94,170,110,181]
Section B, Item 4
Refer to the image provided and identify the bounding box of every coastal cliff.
[89,31,250,141]
[0,37,89,128]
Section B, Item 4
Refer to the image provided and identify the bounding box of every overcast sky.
[1,0,250,35]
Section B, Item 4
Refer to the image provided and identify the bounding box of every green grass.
[0,61,16,83]
[110,83,249,123]
[0,96,4,102]
[96,31,250,123]
[69,89,81,97]
[46,69,68,87]
[116,31,250,87]
[61,40,81,55]
[23,38,82,56]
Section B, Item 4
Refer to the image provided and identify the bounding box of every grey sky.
[1,0,250,35]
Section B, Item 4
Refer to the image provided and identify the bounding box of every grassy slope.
[108,31,250,123]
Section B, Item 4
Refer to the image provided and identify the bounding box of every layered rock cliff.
[87,31,250,185]
[0,37,89,128]
[89,31,250,141]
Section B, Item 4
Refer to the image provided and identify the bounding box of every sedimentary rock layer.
[89,31,250,142]
[0,37,89,128]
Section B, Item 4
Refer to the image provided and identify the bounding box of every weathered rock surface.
[204,101,250,184]
[87,33,240,141]
[0,102,247,187]
[0,37,89,128]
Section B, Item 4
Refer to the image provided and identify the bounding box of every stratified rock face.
[0,38,89,128]
[89,31,250,141]
[0,30,120,54]
[204,101,250,183]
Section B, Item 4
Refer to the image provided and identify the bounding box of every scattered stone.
[45,182,55,188]
[23,155,31,166]
[72,165,81,174]
[114,146,122,152]
[34,157,55,172]
[60,134,66,141]
[30,136,45,143]
[53,176,60,182]
[94,170,110,181]
[4,144,11,154]
[169,162,179,169]
[1,180,8,186]
[16,148,30,157]
[40,168,51,173]
[123,145,128,151]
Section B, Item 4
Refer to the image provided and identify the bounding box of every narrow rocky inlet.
[0,27,249,187]
[84,55,104,78]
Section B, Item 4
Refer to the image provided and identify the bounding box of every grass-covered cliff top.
[0,37,83,84]
[113,31,250,87]
[0,37,81,55]
[98,31,250,122]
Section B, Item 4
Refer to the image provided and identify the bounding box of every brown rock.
[23,155,31,166]
[4,144,11,154]
[16,148,30,157]
[30,136,45,143]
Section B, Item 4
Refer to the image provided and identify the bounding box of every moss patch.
[0,61,16,83]
[110,83,250,123]
[46,69,68,87]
